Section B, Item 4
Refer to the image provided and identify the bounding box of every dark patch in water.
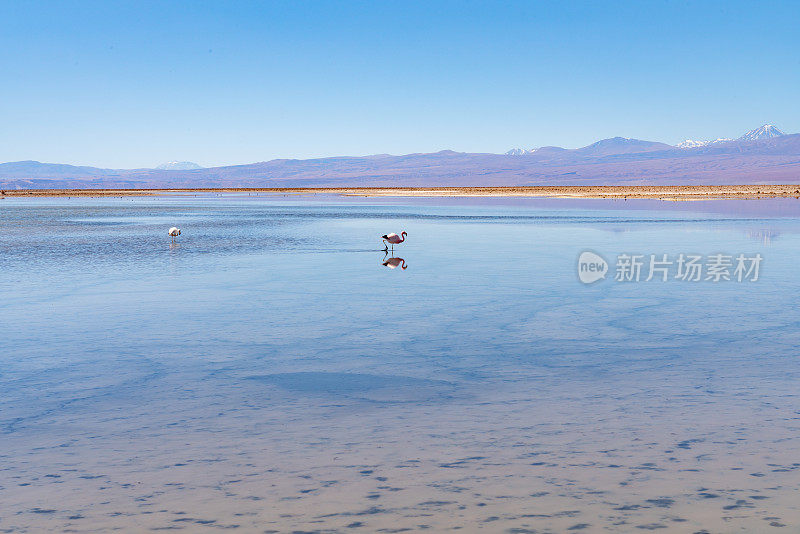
[553,510,581,518]
[354,507,386,516]
[438,456,487,468]
[418,500,455,507]
[676,439,703,450]
[247,372,456,403]
[645,498,674,508]
[722,499,753,510]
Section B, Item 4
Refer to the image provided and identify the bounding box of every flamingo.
[382,257,408,270]
[381,231,407,252]
[168,227,181,242]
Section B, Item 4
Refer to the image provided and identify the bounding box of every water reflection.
[3,196,799,533]
[381,256,408,269]
[747,229,779,245]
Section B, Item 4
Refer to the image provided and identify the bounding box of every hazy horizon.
[2,1,799,168]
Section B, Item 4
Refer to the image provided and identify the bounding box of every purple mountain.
[574,137,673,156]
[2,125,798,189]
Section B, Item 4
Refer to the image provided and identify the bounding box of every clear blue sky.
[1,0,799,168]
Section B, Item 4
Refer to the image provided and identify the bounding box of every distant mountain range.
[2,125,798,189]
[672,125,785,150]
[506,124,786,155]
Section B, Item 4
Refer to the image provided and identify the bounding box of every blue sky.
[1,0,799,168]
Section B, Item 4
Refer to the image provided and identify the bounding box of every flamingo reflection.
[382,257,408,270]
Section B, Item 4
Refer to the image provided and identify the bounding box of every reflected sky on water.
[1,195,799,532]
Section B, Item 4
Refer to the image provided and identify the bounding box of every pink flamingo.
[381,231,407,252]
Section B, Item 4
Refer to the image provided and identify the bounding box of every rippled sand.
[5,364,799,532]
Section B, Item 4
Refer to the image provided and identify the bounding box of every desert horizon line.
[5,185,800,202]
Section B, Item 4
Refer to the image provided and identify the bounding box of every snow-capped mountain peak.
[677,138,732,149]
[677,139,707,149]
[739,124,785,141]
[505,148,544,155]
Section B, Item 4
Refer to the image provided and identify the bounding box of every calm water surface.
[1,195,799,532]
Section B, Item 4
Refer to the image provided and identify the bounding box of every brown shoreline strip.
[2,185,800,200]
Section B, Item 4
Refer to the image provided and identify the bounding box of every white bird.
[382,257,408,270]
[168,227,181,242]
[381,231,407,252]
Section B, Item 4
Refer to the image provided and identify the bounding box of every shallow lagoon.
[1,195,799,532]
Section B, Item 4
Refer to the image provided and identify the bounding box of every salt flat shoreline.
[3,185,800,200]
